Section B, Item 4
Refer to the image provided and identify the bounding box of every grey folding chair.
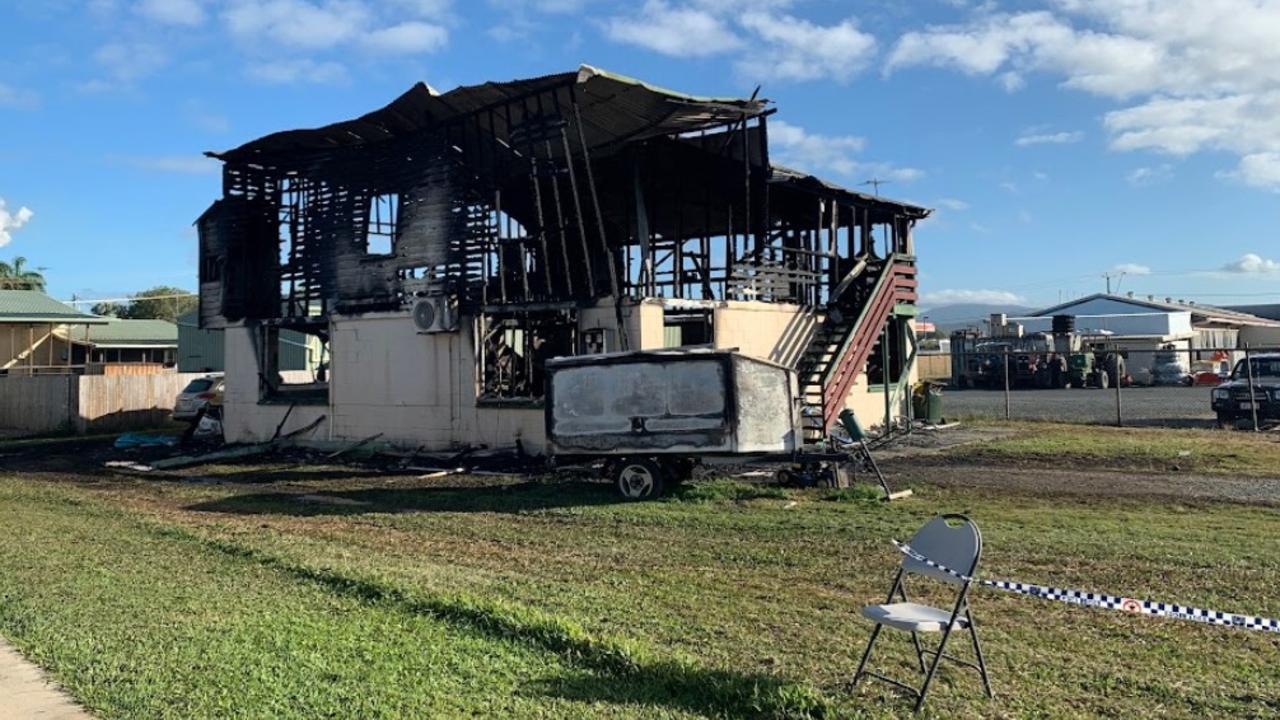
[852,514,993,712]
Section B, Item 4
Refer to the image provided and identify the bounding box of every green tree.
[91,301,124,317]
[119,286,197,322]
[0,256,46,291]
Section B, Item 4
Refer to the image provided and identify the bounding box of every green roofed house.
[0,290,181,376]
[69,318,179,373]
[0,289,108,375]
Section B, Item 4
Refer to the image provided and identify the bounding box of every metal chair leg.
[966,609,994,698]
[909,631,927,673]
[851,623,883,687]
[913,624,955,713]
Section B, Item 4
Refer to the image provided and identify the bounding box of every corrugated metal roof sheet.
[211,64,770,162]
[79,319,179,348]
[1032,293,1280,327]
[769,164,931,219]
[0,290,104,323]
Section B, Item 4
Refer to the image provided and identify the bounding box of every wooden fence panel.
[0,376,75,434]
[75,373,203,433]
[917,353,952,381]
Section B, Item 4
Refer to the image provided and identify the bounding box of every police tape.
[892,540,1280,635]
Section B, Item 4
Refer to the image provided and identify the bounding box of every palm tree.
[0,256,46,291]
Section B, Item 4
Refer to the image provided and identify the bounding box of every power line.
[62,293,196,305]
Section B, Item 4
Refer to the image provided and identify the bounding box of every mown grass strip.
[952,422,1280,476]
[147,523,834,720]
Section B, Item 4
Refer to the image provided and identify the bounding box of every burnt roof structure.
[197,65,929,340]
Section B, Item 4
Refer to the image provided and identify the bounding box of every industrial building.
[1009,293,1280,384]
[197,66,928,452]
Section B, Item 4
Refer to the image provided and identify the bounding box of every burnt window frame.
[254,323,330,405]
[477,309,578,406]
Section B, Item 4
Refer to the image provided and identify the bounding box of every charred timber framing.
[198,67,927,336]
[197,67,931,422]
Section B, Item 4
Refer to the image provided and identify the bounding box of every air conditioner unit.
[412,296,458,333]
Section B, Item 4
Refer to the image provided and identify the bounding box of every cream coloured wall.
[222,326,331,445]
[711,301,915,430]
[712,301,818,366]
[221,298,916,451]
[578,298,663,351]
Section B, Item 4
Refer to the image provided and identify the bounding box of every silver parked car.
[173,374,224,421]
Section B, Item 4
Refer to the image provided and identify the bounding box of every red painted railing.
[820,258,916,429]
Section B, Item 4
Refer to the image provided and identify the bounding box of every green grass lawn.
[955,421,1280,476]
[0,443,1277,718]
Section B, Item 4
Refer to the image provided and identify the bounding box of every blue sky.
[2,0,1279,310]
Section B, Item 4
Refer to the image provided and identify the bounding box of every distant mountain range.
[918,303,1038,332]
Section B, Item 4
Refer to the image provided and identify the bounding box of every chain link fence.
[919,345,1280,430]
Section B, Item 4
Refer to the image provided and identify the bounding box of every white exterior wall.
[222,327,331,445]
[1014,311,1193,337]
[222,297,916,451]
[1241,326,1280,348]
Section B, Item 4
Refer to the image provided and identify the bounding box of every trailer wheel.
[613,458,666,500]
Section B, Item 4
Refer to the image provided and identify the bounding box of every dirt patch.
[869,423,1017,458]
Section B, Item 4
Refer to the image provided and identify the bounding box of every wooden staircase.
[796,255,917,444]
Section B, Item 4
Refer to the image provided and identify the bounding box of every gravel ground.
[943,384,1221,428]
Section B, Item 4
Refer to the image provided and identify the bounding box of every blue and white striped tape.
[892,540,1280,635]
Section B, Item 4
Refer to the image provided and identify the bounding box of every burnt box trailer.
[546,349,800,499]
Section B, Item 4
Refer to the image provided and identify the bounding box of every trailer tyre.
[614,458,666,500]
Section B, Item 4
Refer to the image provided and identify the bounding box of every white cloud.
[886,2,1280,189]
[117,154,219,174]
[1126,164,1172,186]
[0,198,35,248]
[936,197,969,210]
[391,0,452,13]
[920,289,1027,306]
[84,42,167,89]
[1221,253,1280,274]
[735,12,876,82]
[223,0,371,49]
[603,1,740,57]
[768,119,922,183]
[603,2,874,82]
[769,120,863,173]
[363,20,447,53]
[221,1,450,81]
[1229,152,1280,190]
[1015,129,1083,146]
[246,58,349,85]
[1112,263,1151,275]
[136,0,206,26]
[0,82,39,110]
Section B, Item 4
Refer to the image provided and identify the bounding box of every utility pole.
[861,178,890,196]
[1101,271,1126,294]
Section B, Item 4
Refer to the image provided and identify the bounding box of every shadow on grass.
[184,466,395,484]
[184,479,624,516]
[151,525,831,720]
